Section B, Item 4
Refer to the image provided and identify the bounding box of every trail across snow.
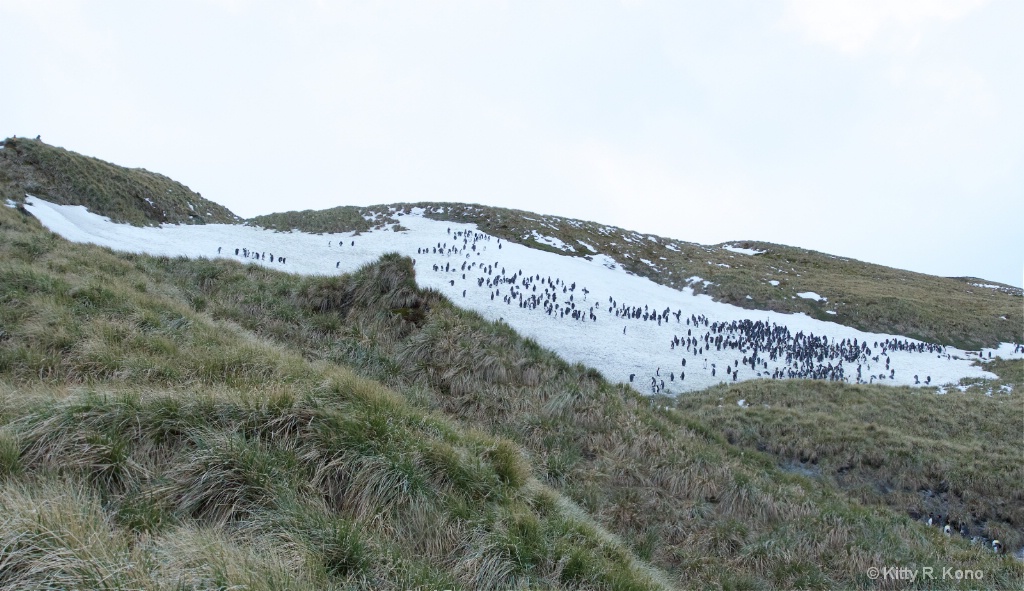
[22,196,1022,395]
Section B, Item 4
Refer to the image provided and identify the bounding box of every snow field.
[23,196,1022,395]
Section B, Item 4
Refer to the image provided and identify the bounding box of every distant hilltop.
[1,136,240,226]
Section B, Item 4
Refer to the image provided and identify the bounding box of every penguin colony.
[207,217,1023,395]
[402,227,1019,395]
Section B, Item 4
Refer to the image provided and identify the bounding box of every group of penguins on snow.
[419,233,976,393]
[421,229,603,323]
[217,239,362,268]
[215,227,1018,395]
[923,512,1008,555]
[219,246,289,265]
[659,322,950,390]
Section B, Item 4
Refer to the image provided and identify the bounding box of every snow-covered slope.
[22,196,1021,394]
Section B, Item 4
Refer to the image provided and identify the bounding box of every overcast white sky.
[3,0,1022,286]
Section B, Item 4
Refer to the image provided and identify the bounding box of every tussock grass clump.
[0,383,669,590]
[0,480,145,590]
[0,432,21,478]
[159,431,307,523]
[0,480,320,590]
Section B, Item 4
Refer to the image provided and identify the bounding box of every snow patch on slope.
[723,245,765,256]
[530,230,575,252]
[22,195,1022,396]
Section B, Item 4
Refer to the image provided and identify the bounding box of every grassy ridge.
[249,205,377,235]
[0,137,240,226]
[252,201,1022,350]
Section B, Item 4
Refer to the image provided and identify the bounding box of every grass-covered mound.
[2,204,1016,588]
[0,136,240,226]
[249,204,378,236]
[253,201,1022,350]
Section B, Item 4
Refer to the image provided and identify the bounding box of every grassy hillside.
[672,369,1024,551]
[249,205,377,236]
[4,202,1020,589]
[0,136,240,226]
[0,204,667,590]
